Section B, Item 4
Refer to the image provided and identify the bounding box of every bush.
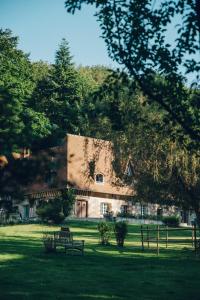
[162,215,180,227]
[104,211,114,222]
[117,212,135,218]
[36,189,75,224]
[97,222,112,245]
[135,214,163,221]
[36,201,65,224]
[114,221,128,247]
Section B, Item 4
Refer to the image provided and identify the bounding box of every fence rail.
[140,224,199,255]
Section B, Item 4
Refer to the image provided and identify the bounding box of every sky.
[0,0,198,84]
[0,0,116,67]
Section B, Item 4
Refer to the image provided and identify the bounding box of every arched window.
[95,174,104,184]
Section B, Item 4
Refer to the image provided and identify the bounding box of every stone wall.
[16,195,195,226]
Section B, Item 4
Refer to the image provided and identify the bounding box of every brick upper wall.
[22,134,135,198]
[66,134,135,197]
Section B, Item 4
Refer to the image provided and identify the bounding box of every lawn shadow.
[0,224,200,300]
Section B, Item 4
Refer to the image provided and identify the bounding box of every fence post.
[157,225,160,255]
[194,223,197,254]
[141,225,144,251]
[147,225,150,248]
[166,226,168,248]
[192,225,194,247]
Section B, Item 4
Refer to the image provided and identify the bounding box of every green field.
[0,222,199,300]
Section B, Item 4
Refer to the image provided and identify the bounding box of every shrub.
[114,221,128,247]
[104,211,114,222]
[136,214,163,221]
[117,212,135,218]
[7,220,15,225]
[61,189,75,217]
[36,189,75,224]
[97,222,112,245]
[36,201,65,224]
[162,215,180,227]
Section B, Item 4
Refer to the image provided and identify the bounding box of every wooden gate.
[76,200,88,218]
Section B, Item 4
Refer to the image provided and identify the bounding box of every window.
[141,204,148,216]
[100,203,110,215]
[95,174,104,184]
[125,162,133,177]
[157,208,163,217]
[121,205,128,214]
[23,148,30,158]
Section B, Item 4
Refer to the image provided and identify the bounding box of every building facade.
[18,134,134,219]
[8,134,194,224]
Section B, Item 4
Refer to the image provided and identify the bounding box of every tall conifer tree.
[32,39,82,144]
[0,29,51,154]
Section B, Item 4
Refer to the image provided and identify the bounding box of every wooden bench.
[53,231,85,256]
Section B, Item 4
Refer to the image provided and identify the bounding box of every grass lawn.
[0,221,200,300]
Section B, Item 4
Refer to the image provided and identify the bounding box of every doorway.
[76,200,88,218]
[23,204,30,219]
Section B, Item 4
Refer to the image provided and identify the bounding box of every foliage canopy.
[65,0,200,143]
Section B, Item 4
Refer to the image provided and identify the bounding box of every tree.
[65,0,200,144]
[81,70,200,225]
[129,128,200,225]
[0,87,25,154]
[77,65,111,96]
[82,71,150,139]
[65,0,200,224]
[31,61,52,83]
[0,29,52,155]
[76,65,112,136]
[32,39,83,143]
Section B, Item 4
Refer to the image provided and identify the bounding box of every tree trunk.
[194,206,200,228]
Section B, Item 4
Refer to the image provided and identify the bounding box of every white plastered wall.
[16,199,37,219]
[76,195,128,218]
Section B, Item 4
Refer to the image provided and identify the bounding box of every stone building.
[1,134,194,223]
[1,134,193,223]
[19,134,135,219]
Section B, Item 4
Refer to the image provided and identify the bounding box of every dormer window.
[125,162,133,177]
[95,174,104,184]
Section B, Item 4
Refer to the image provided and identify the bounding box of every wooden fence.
[140,224,199,255]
